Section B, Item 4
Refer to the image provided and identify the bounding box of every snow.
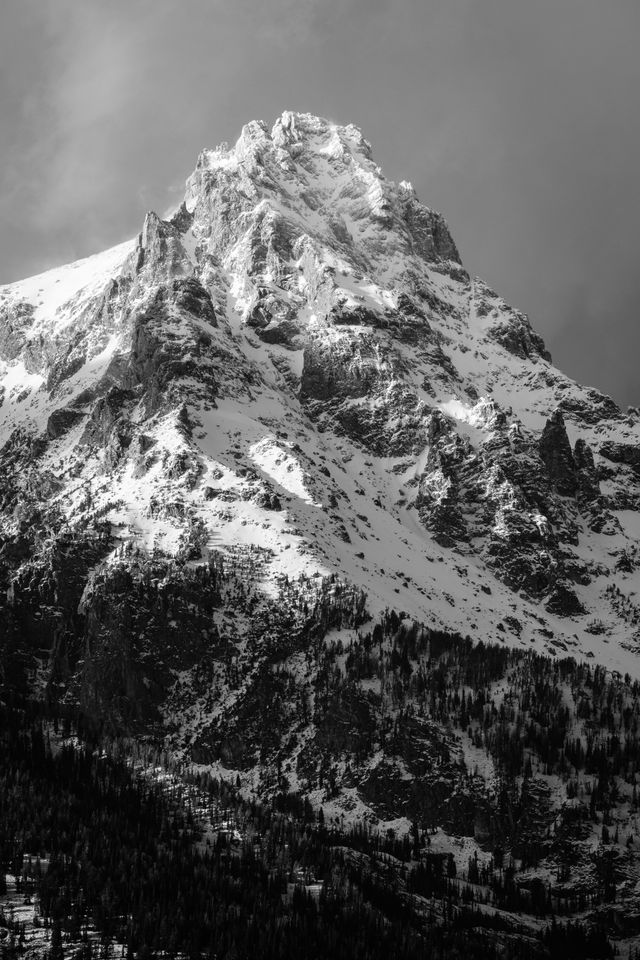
[0,238,134,335]
[615,509,640,541]
[458,731,497,787]
[0,360,43,394]
[250,437,321,506]
[438,397,491,446]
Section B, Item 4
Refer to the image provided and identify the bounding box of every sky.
[1,0,639,405]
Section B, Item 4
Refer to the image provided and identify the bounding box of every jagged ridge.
[1,111,639,685]
[3,108,640,955]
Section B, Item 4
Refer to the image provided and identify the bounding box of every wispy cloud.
[1,0,350,251]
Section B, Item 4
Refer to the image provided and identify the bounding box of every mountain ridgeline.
[1,112,640,956]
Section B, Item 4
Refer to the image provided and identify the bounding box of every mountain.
[1,111,639,679]
[2,111,640,955]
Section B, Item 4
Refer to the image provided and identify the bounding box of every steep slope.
[4,109,640,955]
[1,111,639,692]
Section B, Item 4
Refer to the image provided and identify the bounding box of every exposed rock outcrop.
[539,410,577,497]
[1,108,640,726]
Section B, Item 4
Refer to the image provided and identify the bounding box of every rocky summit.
[2,111,639,686]
[4,110,640,954]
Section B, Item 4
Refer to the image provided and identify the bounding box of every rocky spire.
[539,410,577,496]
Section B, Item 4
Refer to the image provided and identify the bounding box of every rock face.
[539,410,577,497]
[1,108,640,723]
[4,112,640,956]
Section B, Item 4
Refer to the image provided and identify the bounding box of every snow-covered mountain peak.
[183,110,461,295]
[271,110,374,159]
[2,112,640,692]
[5,114,640,955]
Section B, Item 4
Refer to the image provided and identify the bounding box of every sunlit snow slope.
[1,111,640,676]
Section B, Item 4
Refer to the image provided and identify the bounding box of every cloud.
[2,0,347,245]
[0,2,151,260]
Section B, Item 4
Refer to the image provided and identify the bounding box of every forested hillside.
[4,614,640,958]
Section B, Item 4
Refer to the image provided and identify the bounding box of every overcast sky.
[1,0,638,405]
